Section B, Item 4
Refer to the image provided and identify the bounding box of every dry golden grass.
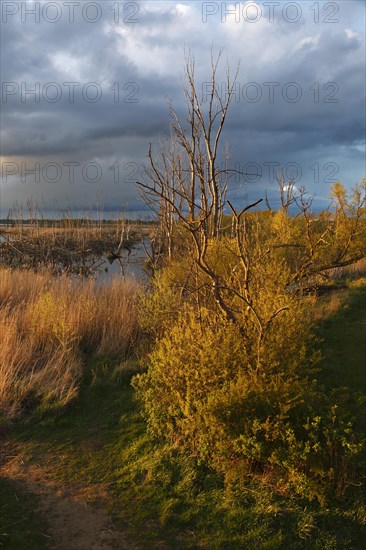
[329,257,366,281]
[310,291,346,323]
[309,258,366,323]
[0,268,140,423]
[2,221,141,244]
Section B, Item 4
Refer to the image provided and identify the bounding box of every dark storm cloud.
[0,0,365,213]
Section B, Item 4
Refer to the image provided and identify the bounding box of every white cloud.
[175,4,191,17]
[50,52,85,81]
[345,28,358,39]
[297,35,320,51]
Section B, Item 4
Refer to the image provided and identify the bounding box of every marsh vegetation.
[0,207,149,276]
[1,52,366,548]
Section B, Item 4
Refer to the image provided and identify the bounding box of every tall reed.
[0,268,140,423]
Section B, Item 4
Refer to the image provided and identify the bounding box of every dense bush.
[134,265,365,502]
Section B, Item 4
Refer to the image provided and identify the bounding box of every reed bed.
[0,223,142,274]
[0,268,140,423]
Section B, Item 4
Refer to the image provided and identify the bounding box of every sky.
[0,0,365,217]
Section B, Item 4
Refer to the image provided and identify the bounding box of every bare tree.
[137,51,366,369]
[137,49,240,248]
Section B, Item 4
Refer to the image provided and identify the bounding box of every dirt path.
[0,442,138,550]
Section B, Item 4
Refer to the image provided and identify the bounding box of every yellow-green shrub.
[134,302,364,501]
[134,306,246,440]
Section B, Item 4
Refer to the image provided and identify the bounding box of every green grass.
[0,477,46,549]
[1,285,366,548]
[316,282,366,392]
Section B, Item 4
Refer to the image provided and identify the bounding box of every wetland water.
[0,227,149,284]
[94,242,149,284]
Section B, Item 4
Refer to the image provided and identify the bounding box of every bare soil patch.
[0,441,138,550]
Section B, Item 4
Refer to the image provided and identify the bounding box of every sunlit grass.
[0,268,140,424]
[1,267,365,548]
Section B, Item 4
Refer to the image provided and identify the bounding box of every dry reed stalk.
[0,268,140,423]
